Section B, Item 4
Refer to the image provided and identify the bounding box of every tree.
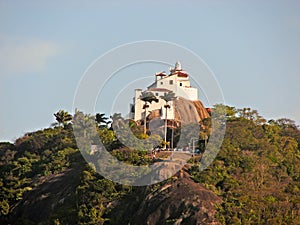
[97,127,115,149]
[212,104,236,123]
[160,91,176,148]
[110,113,123,130]
[95,113,110,128]
[199,117,212,150]
[140,91,158,134]
[275,118,297,129]
[54,110,72,128]
[237,107,266,124]
[73,110,99,154]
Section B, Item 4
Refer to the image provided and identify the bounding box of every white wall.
[132,72,198,120]
[134,89,142,121]
[177,87,198,101]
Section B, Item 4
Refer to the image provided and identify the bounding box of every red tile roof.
[177,71,189,77]
[156,73,167,76]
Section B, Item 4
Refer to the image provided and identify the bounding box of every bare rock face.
[193,100,210,121]
[106,167,222,225]
[147,97,210,125]
[174,97,210,124]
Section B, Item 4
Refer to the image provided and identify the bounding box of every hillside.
[105,166,221,225]
[0,106,300,224]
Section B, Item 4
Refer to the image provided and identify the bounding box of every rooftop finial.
[175,61,182,71]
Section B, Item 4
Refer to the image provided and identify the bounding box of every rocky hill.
[7,164,221,225]
[106,166,221,225]
[1,106,300,224]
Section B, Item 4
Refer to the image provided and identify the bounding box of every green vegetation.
[190,106,300,224]
[0,106,299,224]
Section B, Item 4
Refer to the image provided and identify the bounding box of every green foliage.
[111,116,162,151]
[0,121,79,223]
[95,113,110,128]
[1,108,300,224]
[76,165,128,225]
[140,91,159,104]
[97,127,115,149]
[0,110,143,224]
[53,110,72,128]
[212,104,237,122]
[0,200,9,216]
[111,148,153,166]
[160,91,176,103]
[189,111,300,224]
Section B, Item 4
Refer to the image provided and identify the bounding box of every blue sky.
[0,0,300,142]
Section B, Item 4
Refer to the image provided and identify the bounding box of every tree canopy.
[0,107,299,224]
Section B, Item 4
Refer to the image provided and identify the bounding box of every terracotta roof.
[177,71,189,77]
[155,72,167,76]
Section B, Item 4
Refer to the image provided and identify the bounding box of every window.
[169,80,173,85]
[160,82,163,85]
[180,83,182,86]
[155,93,159,96]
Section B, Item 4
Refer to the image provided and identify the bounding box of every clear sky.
[0,0,300,142]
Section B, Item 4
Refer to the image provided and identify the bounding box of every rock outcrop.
[148,97,210,125]
[105,166,222,225]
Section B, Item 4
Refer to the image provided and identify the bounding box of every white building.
[130,62,199,121]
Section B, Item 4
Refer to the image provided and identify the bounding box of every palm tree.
[95,113,110,128]
[110,113,123,130]
[140,91,158,134]
[160,91,176,148]
[73,109,98,139]
[54,110,72,128]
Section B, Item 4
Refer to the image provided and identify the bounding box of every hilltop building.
[130,62,209,123]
